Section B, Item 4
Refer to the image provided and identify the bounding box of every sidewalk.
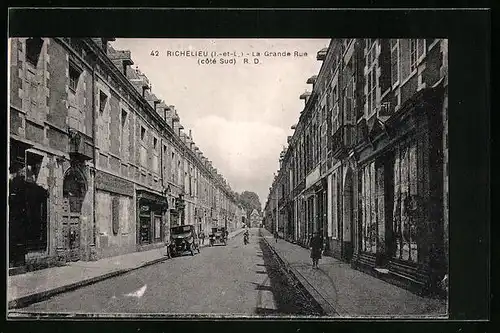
[260,228,447,318]
[8,228,246,310]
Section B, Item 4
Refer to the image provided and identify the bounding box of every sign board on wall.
[95,170,134,197]
[305,165,321,189]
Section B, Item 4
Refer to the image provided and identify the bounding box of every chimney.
[107,47,134,76]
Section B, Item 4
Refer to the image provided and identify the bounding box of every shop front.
[136,190,168,251]
[352,86,446,295]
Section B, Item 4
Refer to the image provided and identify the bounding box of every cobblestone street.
[12,229,322,316]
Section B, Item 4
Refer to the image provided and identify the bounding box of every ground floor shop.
[136,189,169,251]
[351,87,447,295]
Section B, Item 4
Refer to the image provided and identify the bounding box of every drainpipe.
[91,52,97,259]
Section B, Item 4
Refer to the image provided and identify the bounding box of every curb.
[8,256,169,310]
[260,232,341,317]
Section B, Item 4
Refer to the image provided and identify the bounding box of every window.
[121,109,128,127]
[26,38,44,67]
[121,110,128,157]
[112,195,120,235]
[25,152,43,183]
[361,162,377,254]
[140,146,148,168]
[410,39,418,72]
[140,126,146,141]
[426,38,438,51]
[391,39,400,87]
[417,39,425,62]
[99,91,107,113]
[345,77,355,123]
[326,90,331,112]
[153,137,158,150]
[392,142,420,263]
[69,64,81,92]
[366,40,378,116]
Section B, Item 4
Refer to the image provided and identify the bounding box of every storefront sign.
[305,166,320,189]
[95,171,134,197]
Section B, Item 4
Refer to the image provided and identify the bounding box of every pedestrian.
[200,231,205,245]
[309,232,323,269]
[274,230,278,243]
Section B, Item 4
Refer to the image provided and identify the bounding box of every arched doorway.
[62,167,87,261]
[343,168,354,261]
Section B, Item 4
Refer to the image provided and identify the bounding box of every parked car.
[168,225,200,257]
[209,227,227,246]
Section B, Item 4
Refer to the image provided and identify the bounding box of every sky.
[111,38,329,207]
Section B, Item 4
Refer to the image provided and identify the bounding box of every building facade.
[264,39,448,295]
[8,37,239,273]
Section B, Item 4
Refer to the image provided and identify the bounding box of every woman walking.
[309,232,323,269]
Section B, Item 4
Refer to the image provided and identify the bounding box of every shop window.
[154,215,162,240]
[26,37,44,67]
[361,162,378,254]
[139,202,151,244]
[392,142,420,263]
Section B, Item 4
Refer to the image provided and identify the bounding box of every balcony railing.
[331,125,356,158]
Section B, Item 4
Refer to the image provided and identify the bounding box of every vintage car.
[209,227,227,246]
[168,225,200,257]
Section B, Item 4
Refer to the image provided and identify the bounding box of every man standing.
[310,232,323,269]
[199,231,205,245]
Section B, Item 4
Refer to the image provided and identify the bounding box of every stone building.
[265,39,448,295]
[249,209,262,228]
[8,37,238,273]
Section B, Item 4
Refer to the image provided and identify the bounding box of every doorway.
[62,167,87,262]
[343,168,354,261]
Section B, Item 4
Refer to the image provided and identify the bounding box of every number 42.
[150,50,159,56]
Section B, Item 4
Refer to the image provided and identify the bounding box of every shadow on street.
[255,233,325,316]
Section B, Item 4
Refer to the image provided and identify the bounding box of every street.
[17,228,323,316]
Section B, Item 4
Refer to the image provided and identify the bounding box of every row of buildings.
[8,37,245,272]
[264,39,448,296]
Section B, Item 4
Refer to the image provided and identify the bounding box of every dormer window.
[26,37,44,67]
